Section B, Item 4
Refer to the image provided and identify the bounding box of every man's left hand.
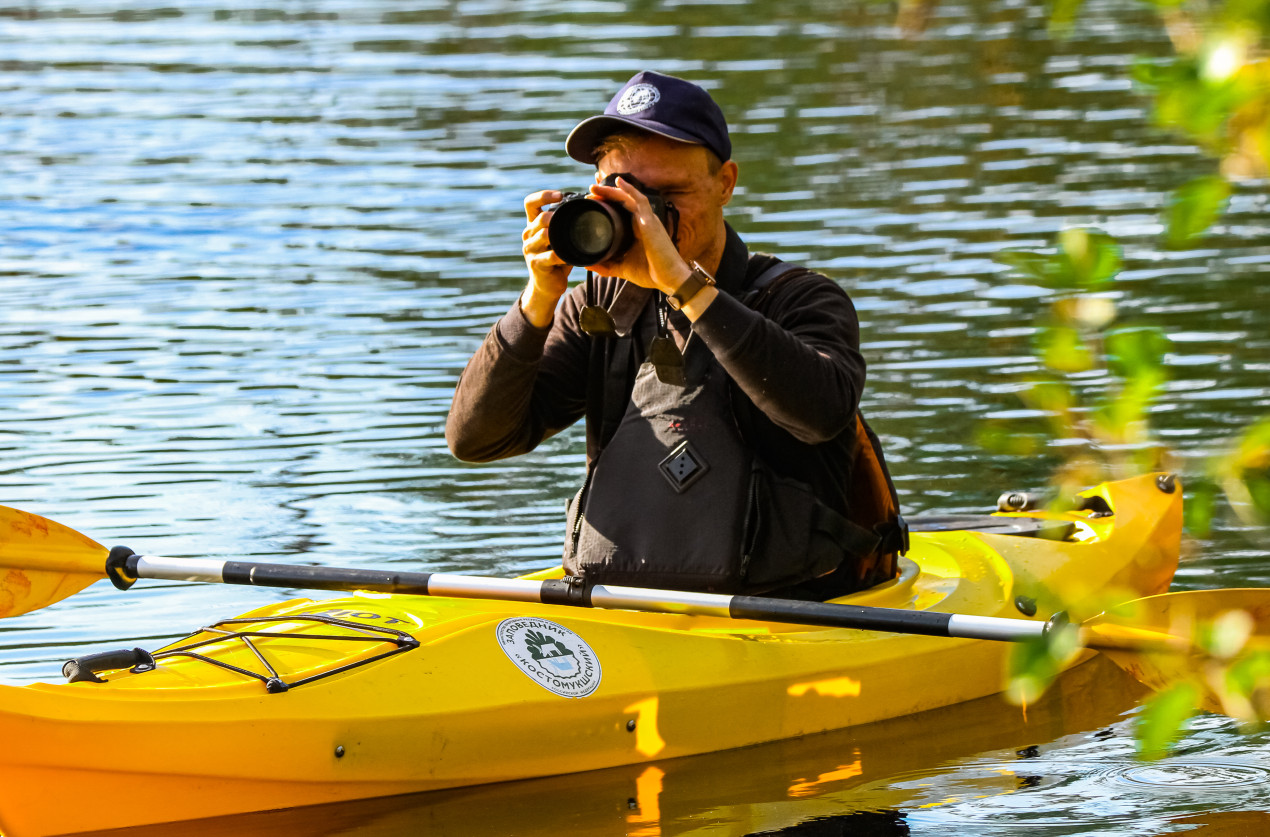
[586,177,690,294]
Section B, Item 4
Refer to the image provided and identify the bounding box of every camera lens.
[547,198,629,266]
[569,208,614,257]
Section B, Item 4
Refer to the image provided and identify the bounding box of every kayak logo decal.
[497,618,601,698]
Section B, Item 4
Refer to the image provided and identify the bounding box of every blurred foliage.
[1132,0,1270,181]
[1189,416,1270,536]
[1006,620,1082,707]
[1138,681,1202,757]
[876,0,1270,754]
[1165,174,1233,247]
[984,227,1173,500]
[972,0,1270,749]
[1137,608,1270,758]
[1052,0,1270,532]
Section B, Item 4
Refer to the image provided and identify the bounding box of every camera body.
[546,173,671,267]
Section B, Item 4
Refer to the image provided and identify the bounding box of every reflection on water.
[3,0,1270,832]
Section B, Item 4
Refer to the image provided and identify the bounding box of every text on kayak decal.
[303,608,412,627]
[496,617,602,698]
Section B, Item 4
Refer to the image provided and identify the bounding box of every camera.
[546,173,671,267]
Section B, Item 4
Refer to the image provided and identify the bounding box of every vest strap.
[607,281,653,337]
[813,505,883,560]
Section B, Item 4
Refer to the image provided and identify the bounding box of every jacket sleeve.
[690,274,865,445]
[445,288,592,463]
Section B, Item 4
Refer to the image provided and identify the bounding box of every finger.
[589,183,638,211]
[528,253,565,274]
[522,224,552,255]
[522,210,552,242]
[524,226,566,265]
[524,190,563,223]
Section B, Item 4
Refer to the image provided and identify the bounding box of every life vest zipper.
[570,465,595,554]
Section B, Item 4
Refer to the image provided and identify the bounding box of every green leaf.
[1137,681,1200,759]
[1132,56,1178,88]
[1225,650,1270,704]
[997,250,1059,286]
[1037,324,1094,373]
[1197,609,1254,659]
[1105,327,1170,379]
[1095,373,1164,440]
[1250,474,1270,522]
[1139,55,1241,151]
[1005,621,1081,705]
[1184,478,1220,537]
[1048,0,1085,34]
[997,229,1121,291]
[1166,175,1232,248]
[1055,296,1118,330]
[1059,228,1122,289]
[1020,378,1074,416]
[1234,417,1270,468]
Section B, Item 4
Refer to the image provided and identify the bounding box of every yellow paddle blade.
[0,505,108,618]
[1084,588,1270,714]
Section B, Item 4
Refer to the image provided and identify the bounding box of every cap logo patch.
[616,83,660,115]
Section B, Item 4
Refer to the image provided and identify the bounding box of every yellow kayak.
[0,473,1181,837]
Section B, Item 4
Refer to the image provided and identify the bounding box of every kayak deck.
[0,474,1181,837]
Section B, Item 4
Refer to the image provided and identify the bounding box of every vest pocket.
[742,462,851,592]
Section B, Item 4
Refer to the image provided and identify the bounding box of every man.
[447,71,903,598]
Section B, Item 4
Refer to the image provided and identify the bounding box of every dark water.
[2,0,1269,833]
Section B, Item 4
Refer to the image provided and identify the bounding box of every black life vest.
[563,259,906,597]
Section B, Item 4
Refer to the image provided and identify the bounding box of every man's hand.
[587,177,691,294]
[520,190,573,328]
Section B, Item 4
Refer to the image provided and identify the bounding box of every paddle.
[0,505,108,618]
[1,502,1058,641]
[0,502,1255,658]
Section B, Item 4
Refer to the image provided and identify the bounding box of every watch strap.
[666,262,716,311]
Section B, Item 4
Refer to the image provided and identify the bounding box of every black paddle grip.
[729,597,956,636]
[221,561,436,595]
[63,647,156,684]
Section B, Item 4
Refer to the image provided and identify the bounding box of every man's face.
[595,133,737,267]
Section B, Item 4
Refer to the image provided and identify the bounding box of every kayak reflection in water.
[447,70,906,600]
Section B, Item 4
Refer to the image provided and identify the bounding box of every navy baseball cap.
[566,71,732,165]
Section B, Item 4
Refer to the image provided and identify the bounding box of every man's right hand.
[520,190,573,329]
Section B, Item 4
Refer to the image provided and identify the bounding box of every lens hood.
[547,197,631,267]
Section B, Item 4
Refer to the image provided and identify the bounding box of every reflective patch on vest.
[496,618,602,698]
[659,440,709,493]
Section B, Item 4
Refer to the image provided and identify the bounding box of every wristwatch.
[666,261,716,311]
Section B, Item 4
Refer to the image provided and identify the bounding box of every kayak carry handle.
[63,648,156,684]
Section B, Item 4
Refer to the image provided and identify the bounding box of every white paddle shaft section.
[424,573,550,603]
[134,555,226,583]
[589,584,734,618]
[947,613,1048,641]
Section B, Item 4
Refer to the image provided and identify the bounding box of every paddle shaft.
[110,550,1051,643]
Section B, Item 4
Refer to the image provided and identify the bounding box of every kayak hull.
[0,474,1181,836]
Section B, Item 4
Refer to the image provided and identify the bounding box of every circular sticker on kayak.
[496,618,601,698]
